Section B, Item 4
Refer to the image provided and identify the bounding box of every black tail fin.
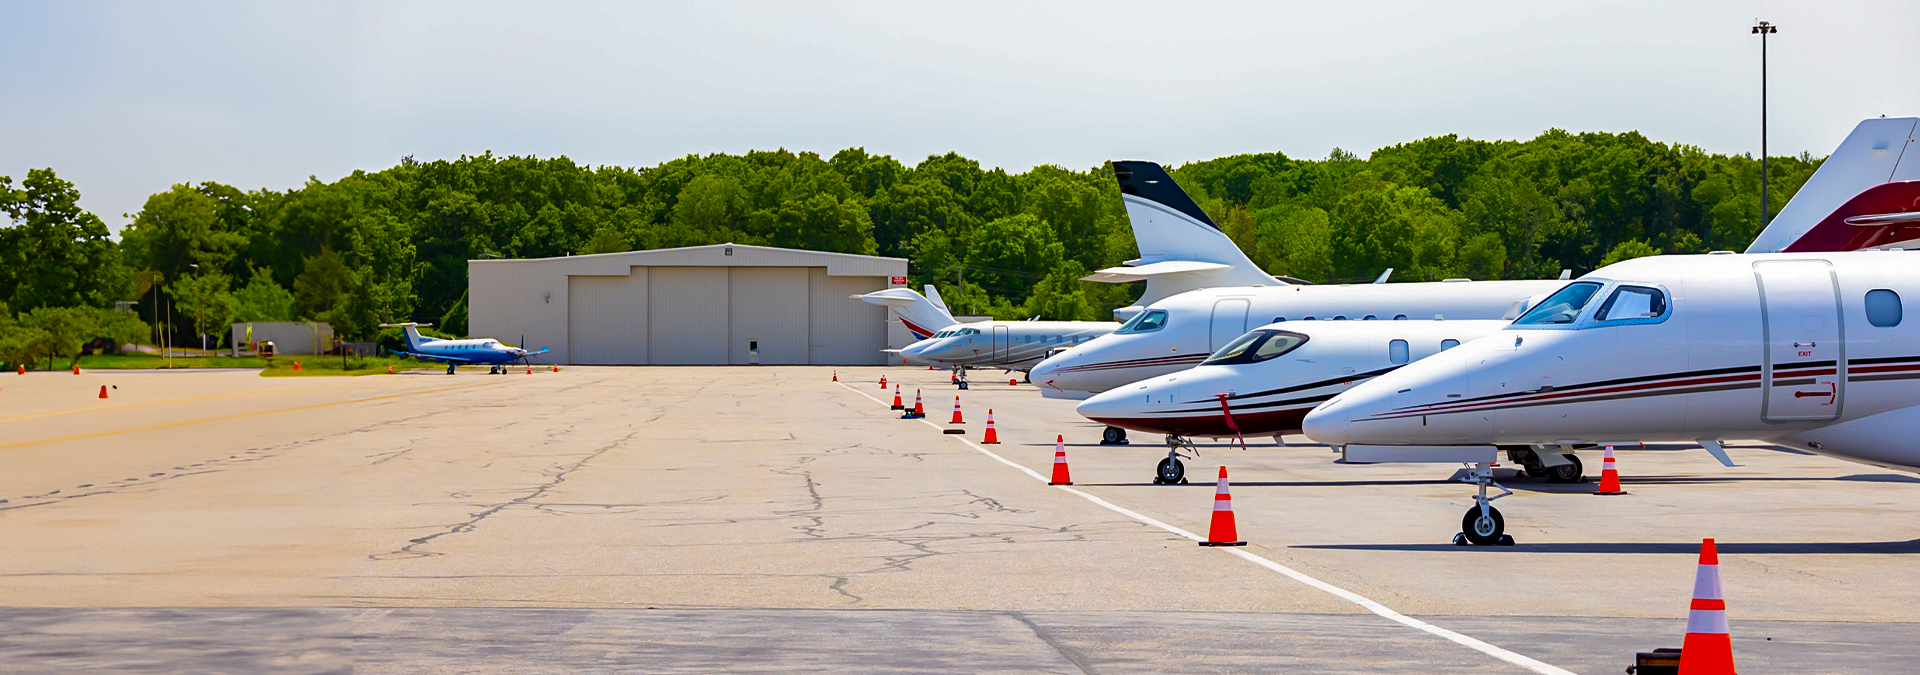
[1112,161,1217,229]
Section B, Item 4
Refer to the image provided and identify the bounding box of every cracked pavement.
[1,366,1916,673]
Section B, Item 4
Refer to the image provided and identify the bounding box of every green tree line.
[2,129,1813,356]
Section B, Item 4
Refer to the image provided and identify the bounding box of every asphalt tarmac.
[0,366,1914,673]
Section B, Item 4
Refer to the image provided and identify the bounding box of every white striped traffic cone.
[1596,445,1625,495]
[1200,466,1246,546]
[1048,436,1072,485]
[981,409,999,444]
[1679,538,1735,675]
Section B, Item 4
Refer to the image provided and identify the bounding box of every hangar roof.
[470,242,907,277]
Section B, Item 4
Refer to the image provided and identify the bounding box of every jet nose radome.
[1299,398,1352,447]
[1075,381,1174,432]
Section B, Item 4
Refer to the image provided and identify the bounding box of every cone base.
[942,429,965,435]
[890,405,904,410]
[1594,490,1627,495]
[1048,481,1072,486]
[981,441,999,445]
[1199,541,1247,547]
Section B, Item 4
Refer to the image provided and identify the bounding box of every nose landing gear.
[1153,435,1195,484]
[1454,461,1514,546]
[1100,426,1129,445]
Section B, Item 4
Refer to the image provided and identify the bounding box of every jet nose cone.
[1300,401,1351,447]
[1075,387,1139,422]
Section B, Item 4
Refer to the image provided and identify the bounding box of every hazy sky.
[3,0,1916,233]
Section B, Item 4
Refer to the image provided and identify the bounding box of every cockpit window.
[1512,281,1603,326]
[1116,309,1168,334]
[1202,329,1309,365]
[1595,285,1668,322]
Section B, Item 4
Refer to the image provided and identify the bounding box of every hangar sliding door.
[729,267,810,364]
[648,267,731,364]
[567,271,648,364]
[809,270,887,365]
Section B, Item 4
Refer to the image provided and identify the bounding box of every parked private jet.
[1303,249,1920,545]
[383,323,550,374]
[1075,319,1508,483]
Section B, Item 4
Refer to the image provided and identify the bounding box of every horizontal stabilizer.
[1082,260,1234,283]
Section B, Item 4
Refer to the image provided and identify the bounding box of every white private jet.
[855,285,1118,380]
[1074,319,1508,483]
[1304,249,1920,545]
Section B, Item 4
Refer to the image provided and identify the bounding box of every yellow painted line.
[0,381,504,451]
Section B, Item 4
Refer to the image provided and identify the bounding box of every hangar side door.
[1754,260,1845,423]
[992,326,1010,361]
[1209,299,1251,352]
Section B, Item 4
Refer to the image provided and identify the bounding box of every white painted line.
[836,380,1575,675]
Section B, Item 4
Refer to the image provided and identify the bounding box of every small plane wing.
[521,347,551,357]
[1081,260,1235,283]
[393,350,477,363]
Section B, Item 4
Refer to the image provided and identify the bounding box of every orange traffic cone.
[1680,538,1736,675]
[386,364,394,374]
[16,365,23,375]
[950,396,966,424]
[1596,445,1625,495]
[879,375,887,390]
[72,363,80,375]
[890,385,904,410]
[1048,436,1072,485]
[293,361,302,371]
[98,385,109,399]
[911,390,925,417]
[552,364,559,372]
[832,370,838,382]
[981,409,1000,444]
[1200,467,1247,546]
[526,366,532,374]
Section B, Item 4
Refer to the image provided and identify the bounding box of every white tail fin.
[1746,116,1920,253]
[923,284,950,315]
[1086,161,1284,319]
[378,322,436,350]
[853,288,957,340]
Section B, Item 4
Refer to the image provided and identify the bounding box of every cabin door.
[1754,260,1845,423]
[1209,299,1251,352]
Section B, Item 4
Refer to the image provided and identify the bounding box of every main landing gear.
[952,365,970,390]
[1153,435,1195,484]
[1508,445,1586,483]
[1454,461,1515,546]
[1101,426,1129,445]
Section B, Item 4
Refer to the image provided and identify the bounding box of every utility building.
[468,243,910,365]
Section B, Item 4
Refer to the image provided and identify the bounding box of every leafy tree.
[169,272,241,348]
[0,169,125,311]
[1599,239,1663,267]
[234,268,298,323]
[0,306,147,369]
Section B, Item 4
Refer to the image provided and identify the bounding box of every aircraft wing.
[393,350,477,363]
[521,348,551,357]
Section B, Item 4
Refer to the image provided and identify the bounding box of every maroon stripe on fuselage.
[1087,406,1315,437]
[1375,371,1763,419]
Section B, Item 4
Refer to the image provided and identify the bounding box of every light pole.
[1752,20,1778,227]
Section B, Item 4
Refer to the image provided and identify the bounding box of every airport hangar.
[468,243,912,366]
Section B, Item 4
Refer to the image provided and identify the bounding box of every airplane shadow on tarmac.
[1295,539,1920,555]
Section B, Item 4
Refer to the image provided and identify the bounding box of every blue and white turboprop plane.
[381,322,550,375]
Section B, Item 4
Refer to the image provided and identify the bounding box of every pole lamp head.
[1751,21,1777,34]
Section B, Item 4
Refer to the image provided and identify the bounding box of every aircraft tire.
[1546,455,1585,483]
[1155,457,1185,485]
[1101,426,1127,445]
[1460,505,1505,545]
